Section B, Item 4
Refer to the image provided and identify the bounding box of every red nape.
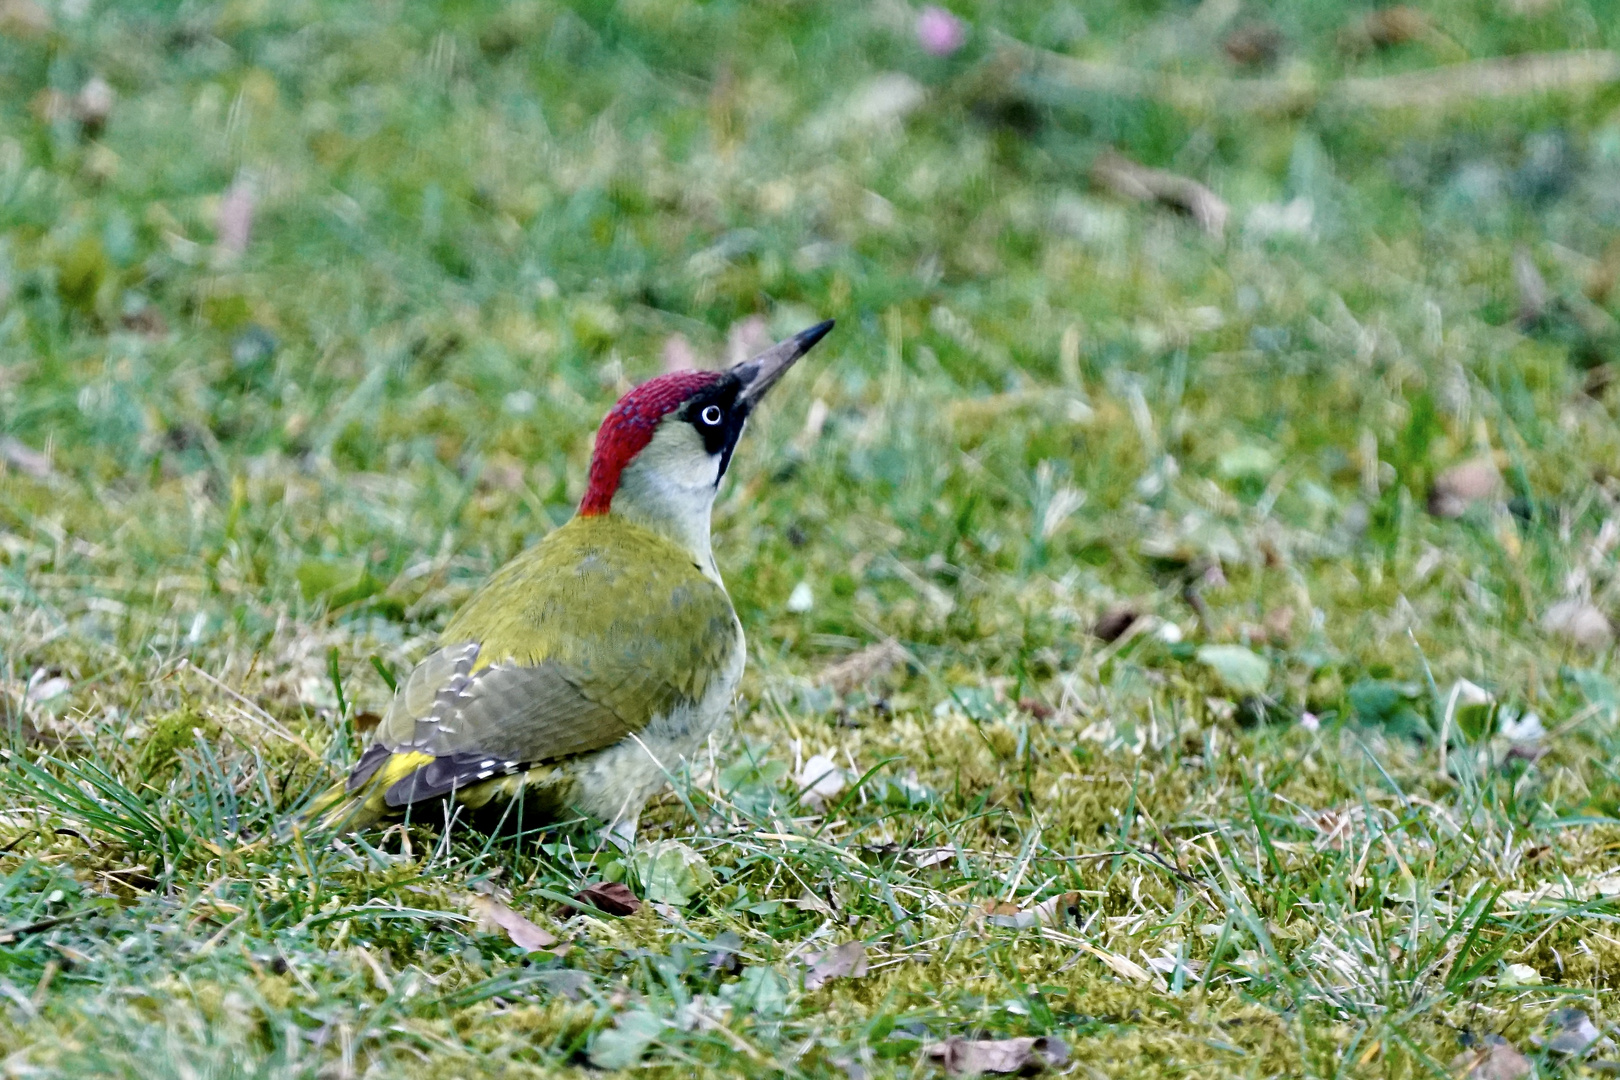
[579,370,723,516]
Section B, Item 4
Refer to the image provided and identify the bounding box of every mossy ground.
[5,0,1620,1076]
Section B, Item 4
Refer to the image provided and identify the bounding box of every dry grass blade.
[1338,50,1620,108]
[174,659,322,762]
[1003,35,1620,115]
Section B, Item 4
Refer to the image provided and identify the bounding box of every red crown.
[579,370,723,516]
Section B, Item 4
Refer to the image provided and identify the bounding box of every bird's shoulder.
[441,514,737,668]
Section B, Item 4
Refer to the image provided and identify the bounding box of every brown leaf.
[803,941,868,990]
[351,711,382,734]
[466,894,558,952]
[573,881,642,917]
[1222,23,1284,69]
[1427,458,1501,518]
[120,306,169,339]
[1090,151,1228,237]
[1360,6,1431,49]
[1092,606,1141,643]
[1449,1037,1531,1080]
[1016,698,1054,720]
[981,900,1033,930]
[923,1035,1069,1076]
[818,639,906,694]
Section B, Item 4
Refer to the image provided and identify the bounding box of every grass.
[5,0,1620,1074]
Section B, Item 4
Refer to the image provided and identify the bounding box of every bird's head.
[578,320,833,568]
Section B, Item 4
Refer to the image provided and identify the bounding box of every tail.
[288,749,435,836]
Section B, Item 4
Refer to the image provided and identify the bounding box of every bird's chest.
[568,621,745,817]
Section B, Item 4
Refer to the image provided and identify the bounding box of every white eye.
[700,405,723,426]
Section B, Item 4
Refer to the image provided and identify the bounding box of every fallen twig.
[1089,151,1228,237]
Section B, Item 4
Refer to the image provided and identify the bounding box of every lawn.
[5,0,1620,1075]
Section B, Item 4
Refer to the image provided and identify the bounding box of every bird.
[299,320,834,848]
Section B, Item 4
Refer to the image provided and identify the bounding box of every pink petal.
[916,6,966,56]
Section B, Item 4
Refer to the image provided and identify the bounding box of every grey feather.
[376,656,641,807]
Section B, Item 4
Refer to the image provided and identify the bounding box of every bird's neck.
[604,463,721,582]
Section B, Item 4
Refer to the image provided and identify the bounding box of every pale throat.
[609,439,723,582]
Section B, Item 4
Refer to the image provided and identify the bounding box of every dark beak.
[732,320,834,408]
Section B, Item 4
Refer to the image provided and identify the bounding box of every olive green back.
[373,515,740,769]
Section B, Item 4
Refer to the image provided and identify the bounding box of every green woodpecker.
[302,320,834,846]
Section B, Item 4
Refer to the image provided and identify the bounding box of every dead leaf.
[352,711,382,734]
[803,941,868,990]
[1090,151,1228,238]
[911,847,957,869]
[1092,606,1141,643]
[1341,6,1431,53]
[1542,600,1614,650]
[923,1035,1069,1076]
[0,437,53,480]
[981,893,1083,931]
[1542,1008,1604,1056]
[982,901,1035,930]
[121,306,169,339]
[793,890,833,914]
[1428,458,1501,518]
[1017,698,1054,720]
[796,753,848,811]
[1450,1036,1532,1080]
[1075,940,1154,983]
[819,639,906,694]
[1222,22,1284,69]
[466,894,557,952]
[573,881,642,917]
[1032,891,1083,928]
